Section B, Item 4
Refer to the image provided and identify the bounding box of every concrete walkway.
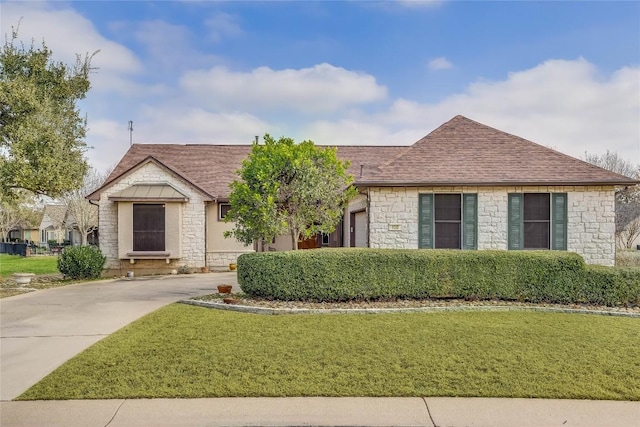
[2,397,639,426]
[0,272,240,401]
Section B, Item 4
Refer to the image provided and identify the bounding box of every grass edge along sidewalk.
[19,304,640,401]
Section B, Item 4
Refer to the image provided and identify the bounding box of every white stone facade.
[206,251,251,269]
[98,161,208,275]
[368,186,616,266]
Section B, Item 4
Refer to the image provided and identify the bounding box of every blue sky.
[2,1,639,173]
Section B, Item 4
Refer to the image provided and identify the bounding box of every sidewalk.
[2,397,639,427]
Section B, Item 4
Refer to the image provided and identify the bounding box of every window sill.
[125,251,171,259]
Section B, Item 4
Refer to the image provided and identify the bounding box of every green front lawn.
[0,254,59,276]
[19,305,640,401]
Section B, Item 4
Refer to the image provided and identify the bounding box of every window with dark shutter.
[508,193,567,251]
[523,193,550,249]
[133,204,165,251]
[462,194,478,250]
[551,193,568,250]
[420,193,477,250]
[418,194,434,249]
[434,194,461,249]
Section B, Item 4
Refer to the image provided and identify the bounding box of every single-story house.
[6,225,39,243]
[38,204,99,247]
[88,115,637,275]
[39,204,68,245]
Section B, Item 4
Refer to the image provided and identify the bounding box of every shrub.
[238,249,591,302]
[238,249,640,306]
[580,266,640,306]
[57,245,106,280]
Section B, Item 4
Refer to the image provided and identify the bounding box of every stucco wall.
[344,194,368,246]
[98,162,207,275]
[205,202,253,268]
[368,186,616,266]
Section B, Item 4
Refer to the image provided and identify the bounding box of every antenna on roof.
[128,120,134,146]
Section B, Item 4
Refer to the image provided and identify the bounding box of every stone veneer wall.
[368,186,616,266]
[98,162,207,276]
[206,251,251,270]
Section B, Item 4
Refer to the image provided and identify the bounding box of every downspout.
[204,200,209,268]
[366,187,371,248]
[88,198,114,275]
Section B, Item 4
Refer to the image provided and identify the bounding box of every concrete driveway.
[0,272,239,401]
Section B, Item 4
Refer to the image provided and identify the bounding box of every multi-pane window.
[523,193,550,249]
[419,193,477,250]
[508,193,567,251]
[133,204,165,251]
[434,194,462,249]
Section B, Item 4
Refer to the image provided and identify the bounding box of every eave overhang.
[108,184,189,202]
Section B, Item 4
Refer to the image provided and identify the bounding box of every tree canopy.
[225,135,357,250]
[0,190,41,241]
[0,28,95,200]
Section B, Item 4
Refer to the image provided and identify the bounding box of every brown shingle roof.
[41,205,67,226]
[90,115,637,201]
[91,144,406,200]
[357,115,638,186]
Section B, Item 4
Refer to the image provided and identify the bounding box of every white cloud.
[428,57,453,70]
[286,59,639,166]
[84,108,273,172]
[1,3,141,76]
[205,12,243,42]
[383,58,640,162]
[136,107,272,145]
[131,20,222,72]
[180,63,388,114]
[301,119,418,147]
[1,2,143,96]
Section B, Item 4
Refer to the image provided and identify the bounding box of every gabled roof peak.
[358,115,638,186]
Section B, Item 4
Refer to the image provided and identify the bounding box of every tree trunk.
[81,230,88,246]
[290,228,299,250]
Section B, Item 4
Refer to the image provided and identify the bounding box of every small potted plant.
[217,284,233,294]
[229,262,237,271]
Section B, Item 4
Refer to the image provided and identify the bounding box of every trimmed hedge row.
[237,249,640,306]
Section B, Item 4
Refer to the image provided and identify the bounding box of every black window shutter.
[462,193,478,250]
[508,194,523,250]
[551,193,568,250]
[418,194,434,249]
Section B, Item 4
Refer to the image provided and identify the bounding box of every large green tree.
[225,135,357,250]
[0,28,95,200]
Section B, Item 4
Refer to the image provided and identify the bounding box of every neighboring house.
[38,204,99,247]
[88,115,637,276]
[39,205,67,245]
[7,225,39,243]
